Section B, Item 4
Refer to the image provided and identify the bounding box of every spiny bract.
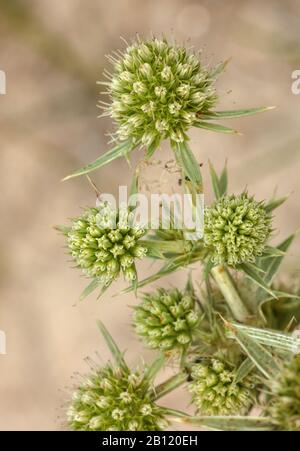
[67,364,169,431]
[133,288,200,352]
[101,37,218,151]
[268,354,300,431]
[188,356,255,416]
[66,201,147,285]
[204,193,272,266]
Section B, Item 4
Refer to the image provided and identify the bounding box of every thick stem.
[211,265,250,322]
[152,372,187,401]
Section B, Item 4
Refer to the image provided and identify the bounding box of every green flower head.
[67,364,169,431]
[188,355,255,416]
[101,37,218,153]
[204,193,272,266]
[268,354,300,431]
[65,201,147,286]
[133,287,200,353]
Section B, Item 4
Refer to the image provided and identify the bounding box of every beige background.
[0,0,300,430]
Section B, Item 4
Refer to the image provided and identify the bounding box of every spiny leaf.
[210,58,230,79]
[208,160,221,199]
[265,194,289,213]
[261,234,296,285]
[232,323,299,354]
[219,160,228,197]
[235,358,255,384]
[240,262,277,298]
[201,106,275,120]
[169,415,274,431]
[80,278,103,301]
[63,139,133,181]
[96,321,128,370]
[226,322,280,379]
[153,372,187,401]
[194,121,240,134]
[174,141,202,191]
[143,354,165,385]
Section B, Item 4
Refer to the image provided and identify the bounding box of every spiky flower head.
[133,287,200,352]
[65,201,147,286]
[204,193,272,266]
[102,37,218,152]
[67,364,169,431]
[268,355,300,431]
[188,355,255,416]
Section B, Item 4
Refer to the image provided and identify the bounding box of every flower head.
[102,38,218,152]
[67,364,168,431]
[268,355,300,431]
[133,287,200,352]
[65,201,147,286]
[188,355,255,416]
[204,193,272,266]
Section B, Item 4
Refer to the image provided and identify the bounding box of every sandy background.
[0,0,300,430]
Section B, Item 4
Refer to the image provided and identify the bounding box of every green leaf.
[265,195,289,213]
[144,354,165,385]
[152,372,187,401]
[261,234,296,285]
[226,322,281,379]
[210,59,230,79]
[235,358,255,384]
[240,262,277,298]
[219,161,228,197]
[169,415,274,431]
[54,224,71,235]
[63,139,133,181]
[173,141,202,191]
[231,323,299,354]
[80,278,102,301]
[194,121,240,134]
[96,320,128,370]
[201,106,275,120]
[208,160,221,199]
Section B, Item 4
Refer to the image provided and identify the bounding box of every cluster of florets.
[67,364,169,431]
[268,355,300,431]
[133,287,200,352]
[65,202,147,285]
[102,38,218,150]
[188,356,255,416]
[204,193,272,266]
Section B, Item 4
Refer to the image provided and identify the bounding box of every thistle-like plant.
[59,37,300,431]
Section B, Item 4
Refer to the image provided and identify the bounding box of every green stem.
[151,372,187,401]
[211,265,250,322]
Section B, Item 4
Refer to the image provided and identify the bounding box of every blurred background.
[0,0,300,430]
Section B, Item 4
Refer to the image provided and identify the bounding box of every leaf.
[261,234,296,285]
[173,141,202,191]
[240,262,277,298]
[194,121,240,134]
[231,323,299,354]
[80,278,103,301]
[169,415,274,431]
[152,372,187,401]
[235,358,255,384]
[143,354,165,385]
[54,224,71,235]
[226,322,280,379]
[265,195,289,213]
[96,321,128,370]
[63,139,133,181]
[201,106,275,120]
[208,160,228,200]
[208,160,221,199]
[209,59,230,79]
[219,161,228,197]
[141,239,188,259]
